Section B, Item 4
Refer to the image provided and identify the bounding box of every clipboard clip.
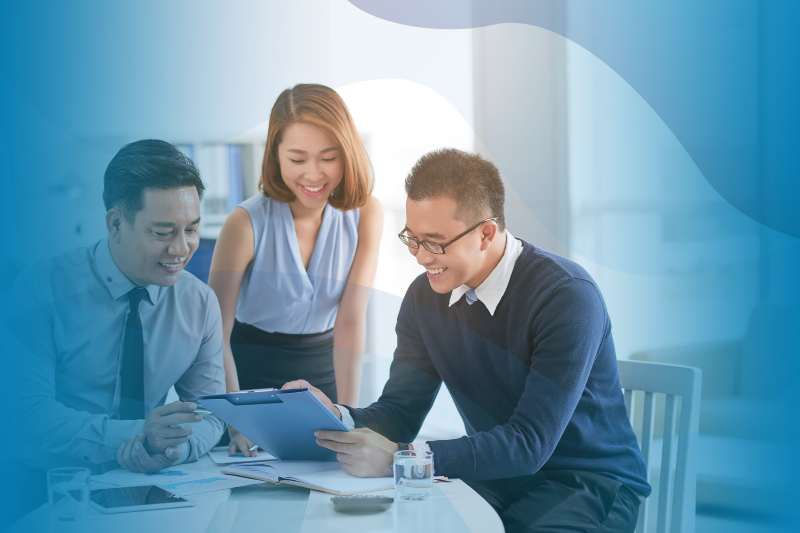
[226,393,285,406]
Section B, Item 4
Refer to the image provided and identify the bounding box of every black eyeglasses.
[398,217,498,254]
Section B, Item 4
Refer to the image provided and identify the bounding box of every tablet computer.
[89,486,193,513]
[199,387,349,461]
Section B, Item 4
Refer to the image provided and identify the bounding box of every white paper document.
[157,474,264,497]
[208,447,276,464]
[91,466,216,487]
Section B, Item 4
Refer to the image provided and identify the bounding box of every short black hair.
[405,148,505,231]
[103,139,205,220]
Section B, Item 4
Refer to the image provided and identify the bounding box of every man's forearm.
[13,396,145,465]
[178,409,226,463]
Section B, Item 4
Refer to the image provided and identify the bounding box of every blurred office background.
[1,2,796,531]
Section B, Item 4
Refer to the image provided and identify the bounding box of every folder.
[199,388,348,461]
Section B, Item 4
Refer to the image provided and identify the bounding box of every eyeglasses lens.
[399,234,419,248]
[423,243,444,254]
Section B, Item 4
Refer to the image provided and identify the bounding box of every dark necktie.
[121,287,147,420]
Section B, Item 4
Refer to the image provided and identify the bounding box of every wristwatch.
[397,442,411,451]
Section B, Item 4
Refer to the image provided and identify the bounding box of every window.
[340,79,475,439]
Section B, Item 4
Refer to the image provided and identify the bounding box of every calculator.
[331,494,394,513]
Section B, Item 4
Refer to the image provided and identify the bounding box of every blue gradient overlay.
[1,1,798,531]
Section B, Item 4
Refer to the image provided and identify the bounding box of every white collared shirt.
[336,229,523,452]
[448,229,522,315]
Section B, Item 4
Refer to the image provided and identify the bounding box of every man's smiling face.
[404,196,486,294]
[111,186,201,287]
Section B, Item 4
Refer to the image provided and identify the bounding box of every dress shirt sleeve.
[344,281,443,443]
[334,405,356,429]
[3,271,145,466]
[171,288,226,463]
[411,441,431,454]
[426,279,610,480]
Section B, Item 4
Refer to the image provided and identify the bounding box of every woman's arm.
[207,207,257,456]
[333,196,384,407]
[207,207,255,394]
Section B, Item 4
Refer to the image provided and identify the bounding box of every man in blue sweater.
[285,148,650,532]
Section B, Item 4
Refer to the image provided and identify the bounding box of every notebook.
[222,461,394,496]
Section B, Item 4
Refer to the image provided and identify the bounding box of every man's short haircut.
[405,148,505,231]
[103,139,205,221]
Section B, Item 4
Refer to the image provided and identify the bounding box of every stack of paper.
[223,461,394,495]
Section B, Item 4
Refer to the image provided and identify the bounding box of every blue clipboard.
[198,388,348,461]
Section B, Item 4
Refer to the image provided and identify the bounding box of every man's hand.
[117,434,182,474]
[228,426,257,457]
[281,380,341,419]
[315,428,395,477]
[142,401,202,454]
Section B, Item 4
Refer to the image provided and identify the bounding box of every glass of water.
[393,450,434,501]
[47,467,90,521]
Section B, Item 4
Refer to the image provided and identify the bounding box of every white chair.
[618,360,702,533]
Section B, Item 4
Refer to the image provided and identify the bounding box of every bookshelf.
[177,141,263,239]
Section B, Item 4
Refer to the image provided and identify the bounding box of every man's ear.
[106,207,124,243]
[479,220,499,251]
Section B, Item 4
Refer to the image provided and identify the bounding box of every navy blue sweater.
[348,240,650,496]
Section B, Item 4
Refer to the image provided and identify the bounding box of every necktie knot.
[465,289,479,305]
[128,287,147,306]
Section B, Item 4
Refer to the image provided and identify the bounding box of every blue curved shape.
[348,0,800,238]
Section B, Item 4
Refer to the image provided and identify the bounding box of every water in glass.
[393,450,433,501]
[47,468,90,521]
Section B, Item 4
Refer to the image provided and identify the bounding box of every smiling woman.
[207,84,384,458]
[259,84,372,212]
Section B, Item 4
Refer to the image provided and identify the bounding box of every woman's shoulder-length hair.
[259,84,373,211]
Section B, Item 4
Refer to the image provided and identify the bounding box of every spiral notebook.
[222,461,394,496]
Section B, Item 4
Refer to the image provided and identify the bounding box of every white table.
[9,456,503,533]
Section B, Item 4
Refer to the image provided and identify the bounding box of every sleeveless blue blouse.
[235,194,359,334]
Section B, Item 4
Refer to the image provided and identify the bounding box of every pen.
[228,445,259,457]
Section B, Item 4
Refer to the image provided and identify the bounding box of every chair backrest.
[183,238,216,284]
[618,360,702,533]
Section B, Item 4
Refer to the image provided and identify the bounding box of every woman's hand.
[228,426,258,457]
[281,380,341,419]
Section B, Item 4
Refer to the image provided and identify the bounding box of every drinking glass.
[393,450,434,501]
[47,467,90,521]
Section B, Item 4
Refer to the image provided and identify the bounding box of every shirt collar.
[449,229,523,316]
[95,237,160,304]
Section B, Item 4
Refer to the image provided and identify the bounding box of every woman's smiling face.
[277,121,344,212]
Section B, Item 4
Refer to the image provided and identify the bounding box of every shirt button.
[107,277,112,282]
[83,456,89,461]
